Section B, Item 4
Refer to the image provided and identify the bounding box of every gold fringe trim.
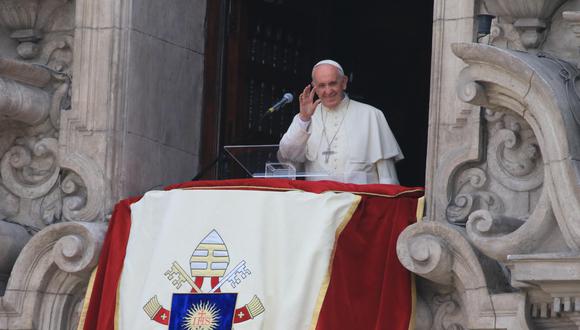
[309,194,362,330]
[76,267,98,330]
[416,196,425,221]
[407,196,424,329]
[114,281,121,330]
[181,185,424,199]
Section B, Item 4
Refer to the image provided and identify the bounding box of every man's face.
[311,64,348,109]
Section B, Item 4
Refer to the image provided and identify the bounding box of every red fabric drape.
[82,179,422,330]
[315,189,418,330]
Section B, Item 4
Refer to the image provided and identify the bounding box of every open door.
[202,0,432,187]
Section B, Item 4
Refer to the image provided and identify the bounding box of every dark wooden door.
[201,0,432,186]
[202,0,328,179]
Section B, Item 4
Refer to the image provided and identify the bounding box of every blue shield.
[168,293,238,330]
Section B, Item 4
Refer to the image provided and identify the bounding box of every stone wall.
[118,0,206,198]
[0,0,208,328]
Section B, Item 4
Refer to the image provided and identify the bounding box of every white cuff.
[297,116,311,130]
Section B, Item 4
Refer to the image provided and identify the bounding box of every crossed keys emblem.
[142,230,265,326]
[164,260,252,292]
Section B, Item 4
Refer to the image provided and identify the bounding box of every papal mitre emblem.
[190,230,230,277]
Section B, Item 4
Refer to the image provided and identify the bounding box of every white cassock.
[278,96,404,184]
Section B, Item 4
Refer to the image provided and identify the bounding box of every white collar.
[322,95,350,114]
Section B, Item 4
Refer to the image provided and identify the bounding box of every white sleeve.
[278,115,311,163]
[376,158,399,184]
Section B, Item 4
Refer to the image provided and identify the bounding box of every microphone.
[267,93,294,113]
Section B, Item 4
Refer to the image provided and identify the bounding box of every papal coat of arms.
[142,230,265,328]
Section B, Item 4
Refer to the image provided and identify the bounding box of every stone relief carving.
[488,19,526,51]
[0,221,106,329]
[432,294,466,330]
[398,0,580,328]
[483,0,567,50]
[446,109,543,227]
[481,0,580,69]
[440,100,559,262]
[485,111,543,190]
[446,165,504,225]
[0,4,108,323]
[415,279,469,330]
[397,221,530,329]
[406,38,580,328]
[452,43,580,252]
[0,0,100,234]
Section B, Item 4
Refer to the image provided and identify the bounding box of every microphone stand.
[191,110,278,181]
[192,91,294,180]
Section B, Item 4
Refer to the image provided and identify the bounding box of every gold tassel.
[143,295,162,319]
[246,295,265,318]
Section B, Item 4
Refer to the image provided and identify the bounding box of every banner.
[80,179,423,330]
[119,189,359,329]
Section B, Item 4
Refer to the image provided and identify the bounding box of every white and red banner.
[80,179,423,330]
[119,189,359,329]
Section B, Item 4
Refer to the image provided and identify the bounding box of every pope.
[278,59,403,184]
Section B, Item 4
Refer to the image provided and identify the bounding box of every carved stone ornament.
[0,2,107,319]
[444,106,555,262]
[397,221,531,329]
[507,252,580,328]
[0,0,102,230]
[0,221,106,329]
[483,0,567,49]
[563,10,580,60]
[488,19,526,51]
[450,43,580,259]
[432,293,466,330]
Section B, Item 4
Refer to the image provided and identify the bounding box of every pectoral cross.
[322,147,335,163]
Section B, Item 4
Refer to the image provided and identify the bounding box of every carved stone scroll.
[452,42,580,254]
[397,221,531,329]
[0,221,106,329]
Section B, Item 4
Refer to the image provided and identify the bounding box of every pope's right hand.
[298,84,321,122]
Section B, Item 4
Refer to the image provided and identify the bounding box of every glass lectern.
[224,144,329,180]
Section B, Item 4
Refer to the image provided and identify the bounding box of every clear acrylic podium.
[224,144,329,180]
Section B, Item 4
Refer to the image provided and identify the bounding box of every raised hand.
[298,84,321,121]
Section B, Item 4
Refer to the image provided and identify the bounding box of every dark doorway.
[201,0,432,187]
